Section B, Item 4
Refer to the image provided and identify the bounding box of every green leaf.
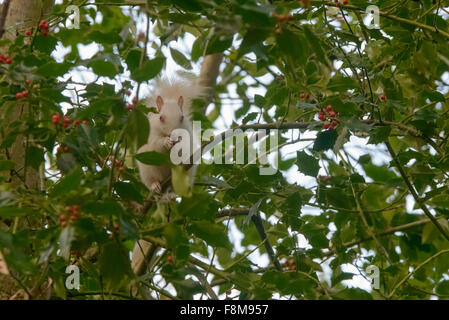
[313,130,338,151]
[88,60,118,78]
[303,26,326,64]
[187,221,229,248]
[50,167,83,197]
[172,165,191,197]
[368,126,392,144]
[26,146,44,171]
[135,151,170,166]
[0,206,37,218]
[170,48,192,70]
[436,280,449,295]
[277,29,307,65]
[327,76,357,92]
[178,193,218,221]
[99,242,132,290]
[296,151,320,177]
[82,199,124,217]
[126,109,149,148]
[0,160,15,171]
[36,62,71,77]
[33,35,58,54]
[131,57,165,82]
[114,182,143,204]
[205,34,233,55]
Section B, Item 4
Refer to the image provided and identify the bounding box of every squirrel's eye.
[180,115,184,122]
[159,115,165,122]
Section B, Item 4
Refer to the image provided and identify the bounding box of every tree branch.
[385,140,449,242]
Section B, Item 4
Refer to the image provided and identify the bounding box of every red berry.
[26,80,31,85]
[343,0,348,4]
[290,264,296,271]
[42,29,49,37]
[323,122,330,129]
[113,224,120,230]
[0,56,4,63]
[118,166,125,173]
[61,221,67,228]
[25,30,31,36]
[226,289,232,295]
[63,116,71,128]
[300,93,305,99]
[336,1,342,7]
[59,214,66,222]
[125,90,131,96]
[137,32,146,41]
[16,92,23,99]
[39,20,47,27]
[82,120,88,125]
[5,58,12,64]
[284,260,290,267]
[167,256,174,263]
[22,90,28,97]
[52,114,60,125]
[381,95,386,101]
[275,28,282,34]
[327,105,333,111]
[125,104,134,110]
[57,146,63,153]
[73,120,81,127]
[132,97,138,105]
[318,113,326,121]
[305,94,310,99]
[329,111,336,117]
[70,215,77,222]
[63,146,69,153]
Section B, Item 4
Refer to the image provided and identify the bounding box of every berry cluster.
[336,0,348,7]
[318,105,339,130]
[56,145,70,154]
[52,114,87,128]
[39,20,50,37]
[283,259,296,271]
[276,15,293,23]
[318,175,331,183]
[115,159,125,174]
[0,55,12,64]
[300,93,310,100]
[108,223,120,239]
[125,97,138,110]
[66,205,80,222]
[16,90,29,99]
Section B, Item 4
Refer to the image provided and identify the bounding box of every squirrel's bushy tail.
[146,74,208,113]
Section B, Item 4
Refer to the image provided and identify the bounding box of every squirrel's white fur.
[132,75,206,277]
[137,76,206,194]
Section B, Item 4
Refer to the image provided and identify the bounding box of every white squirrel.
[137,76,206,195]
[132,76,206,276]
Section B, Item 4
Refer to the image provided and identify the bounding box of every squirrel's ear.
[178,96,184,110]
[156,96,164,112]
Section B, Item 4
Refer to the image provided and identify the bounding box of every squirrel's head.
[150,95,185,135]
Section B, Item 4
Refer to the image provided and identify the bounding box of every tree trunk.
[0,0,53,300]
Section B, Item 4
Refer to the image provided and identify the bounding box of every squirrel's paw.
[163,136,174,150]
[150,182,162,194]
